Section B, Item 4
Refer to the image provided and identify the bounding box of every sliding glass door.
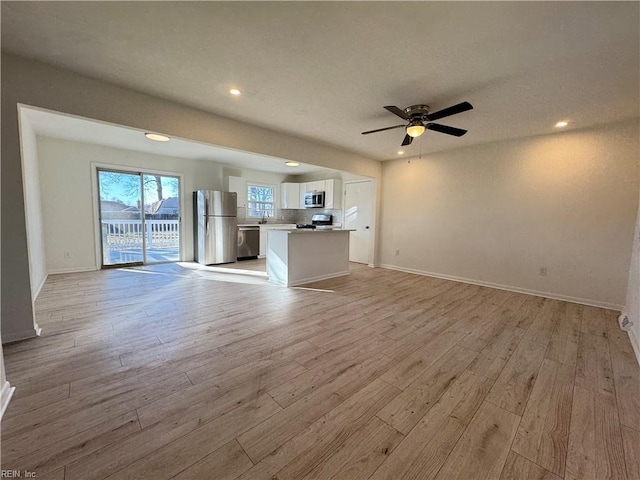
[97,169,180,267]
[142,173,180,263]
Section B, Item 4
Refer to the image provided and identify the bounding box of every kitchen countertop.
[268,228,354,233]
[238,223,345,229]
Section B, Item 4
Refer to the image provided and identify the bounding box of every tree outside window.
[99,172,178,206]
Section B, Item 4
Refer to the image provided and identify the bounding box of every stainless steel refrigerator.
[193,190,237,265]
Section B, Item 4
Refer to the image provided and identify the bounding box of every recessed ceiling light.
[555,121,569,128]
[398,150,404,155]
[285,161,300,167]
[145,133,170,142]
[229,88,241,96]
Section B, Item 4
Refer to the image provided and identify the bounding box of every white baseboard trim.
[2,323,42,344]
[287,270,350,287]
[0,380,16,420]
[32,272,48,300]
[48,266,98,275]
[629,330,640,367]
[378,264,625,311]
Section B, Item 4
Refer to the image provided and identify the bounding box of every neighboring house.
[146,197,179,217]
[100,200,141,234]
[100,200,130,212]
[99,198,179,235]
[100,200,140,220]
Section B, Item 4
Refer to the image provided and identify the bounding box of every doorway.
[97,169,180,267]
[344,180,374,265]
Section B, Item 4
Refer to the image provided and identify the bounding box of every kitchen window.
[247,183,275,219]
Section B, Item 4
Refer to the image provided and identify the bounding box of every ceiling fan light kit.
[406,121,426,138]
[362,101,473,146]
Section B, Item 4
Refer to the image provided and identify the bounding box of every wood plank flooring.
[1,262,638,479]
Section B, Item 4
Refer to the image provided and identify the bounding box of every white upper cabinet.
[324,179,342,209]
[298,182,307,207]
[306,180,326,192]
[228,176,246,208]
[280,183,300,209]
[299,180,325,206]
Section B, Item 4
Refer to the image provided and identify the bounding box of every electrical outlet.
[618,314,633,332]
[539,266,547,276]
[64,251,71,259]
[395,249,400,256]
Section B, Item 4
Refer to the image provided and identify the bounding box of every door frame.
[343,179,377,267]
[91,162,186,269]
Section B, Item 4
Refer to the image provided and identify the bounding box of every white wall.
[380,119,639,308]
[0,141,15,417]
[0,341,15,419]
[38,137,227,271]
[624,194,640,362]
[1,53,381,341]
[19,113,47,299]
[224,167,288,188]
[2,99,41,343]
[37,137,299,272]
[291,171,370,183]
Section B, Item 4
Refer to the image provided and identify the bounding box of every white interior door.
[344,180,374,264]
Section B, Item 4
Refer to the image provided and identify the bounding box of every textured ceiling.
[2,2,639,161]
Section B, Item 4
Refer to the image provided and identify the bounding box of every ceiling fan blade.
[384,105,410,120]
[361,124,405,135]
[401,134,413,146]
[426,101,473,121]
[426,123,468,137]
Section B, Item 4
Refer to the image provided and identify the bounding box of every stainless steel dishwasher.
[237,225,260,260]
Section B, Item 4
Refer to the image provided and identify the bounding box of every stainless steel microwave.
[304,191,325,208]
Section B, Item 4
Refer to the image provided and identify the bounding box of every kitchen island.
[266,229,353,287]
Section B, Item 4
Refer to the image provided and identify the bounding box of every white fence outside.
[102,219,180,250]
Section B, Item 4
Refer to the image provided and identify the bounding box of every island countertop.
[278,228,355,233]
[237,224,350,232]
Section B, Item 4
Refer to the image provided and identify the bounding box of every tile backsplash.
[237,207,343,225]
[279,209,343,224]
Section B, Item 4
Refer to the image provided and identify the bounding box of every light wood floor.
[226,258,267,272]
[1,262,639,480]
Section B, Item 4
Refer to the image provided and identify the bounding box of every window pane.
[98,170,144,266]
[247,185,275,218]
[248,202,274,217]
[248,186,274,202]
[143,174,180,263]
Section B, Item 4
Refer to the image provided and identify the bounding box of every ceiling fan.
[361,101,473,146]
